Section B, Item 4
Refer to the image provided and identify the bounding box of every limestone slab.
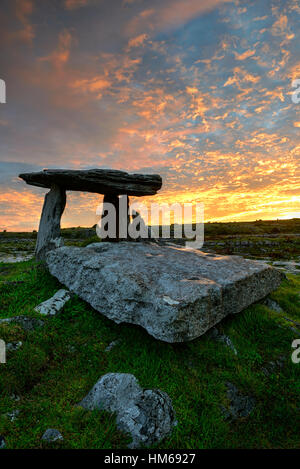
[46,243,285,342]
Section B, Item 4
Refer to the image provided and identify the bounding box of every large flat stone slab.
[46,243,285,342]
[19,168,162,196]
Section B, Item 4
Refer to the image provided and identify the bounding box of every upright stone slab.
[35,185,66,260]
[46,243,285,343]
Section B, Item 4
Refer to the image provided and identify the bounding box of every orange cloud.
[234,49,256,61]
[127,33,149,49]
[72,76,112,99]
[39,30,73,69]
[5,0,35,43]
[126,0,233,36]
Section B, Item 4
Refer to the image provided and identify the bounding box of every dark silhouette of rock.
[19,168,162,258]
[19,168,162,196]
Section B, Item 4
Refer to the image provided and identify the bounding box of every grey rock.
[34,289,71,316]
[6,341,22,352]
[34,185,66,261]
[46,243,285,343]
[42,429,63,443]
[79,373,176,448]
[264,298,283,313]
[19,168,162,197]
[105,340,121,352]
[222,382,255,420]
[0,436,5,449]
[6,410,20,422]
[0,316,44,331]
[209,328,237,355]
[262,355,287,377]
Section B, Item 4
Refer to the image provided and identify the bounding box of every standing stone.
[35,185,66,260]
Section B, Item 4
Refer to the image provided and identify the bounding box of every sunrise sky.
[0,0,299,231]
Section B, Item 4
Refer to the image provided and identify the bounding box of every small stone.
[209,328,237,355]
[222,382,255,420]
[264,298,283,313]
[0,316,44,331]
[105,340,120,352]
[262,355,287,377]
[0,436,6,449]
[79,373,177,448]
[34,289,71,316]
[6,410,20,422]
[6,342,22,352]
[41,429,63,443]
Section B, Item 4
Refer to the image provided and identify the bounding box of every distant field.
[1,218,300,239]
[1,219,300,261]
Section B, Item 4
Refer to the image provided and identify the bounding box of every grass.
[0,259,299,449]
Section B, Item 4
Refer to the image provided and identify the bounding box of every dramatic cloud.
[0,0,299,230]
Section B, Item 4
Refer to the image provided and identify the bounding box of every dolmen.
[19,168,284,343]
[19,168,162,260]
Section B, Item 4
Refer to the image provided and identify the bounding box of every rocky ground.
[0,226,299,449]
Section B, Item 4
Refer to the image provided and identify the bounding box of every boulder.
[46,242,285,343]
[34,289,71,316]
[79,373,176,448]
[41,429,63,443]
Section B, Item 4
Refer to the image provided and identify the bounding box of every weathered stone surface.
[46,243,285,343]
[79,373,176,448]
[264,297,283,313]
[0,316,44,331]
[221,382,255,420]
[209,327,237,355]
[34,289,71,316]
[19,168,162,196]
[35,185,66,260]
[41,429,63,443]
[0,435,6,449]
